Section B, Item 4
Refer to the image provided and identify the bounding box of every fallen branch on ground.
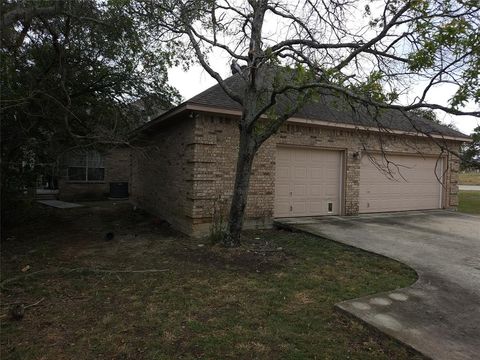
[253,249,284,253]
[1,297,45,308]
[24,297,45,309]
[0,297,46,320]
[0,267,170,289]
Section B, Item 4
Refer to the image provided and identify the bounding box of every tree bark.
[225,126,257,247]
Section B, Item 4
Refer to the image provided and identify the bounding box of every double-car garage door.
[274,146,443,217]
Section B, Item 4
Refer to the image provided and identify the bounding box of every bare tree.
[142,0,479,246]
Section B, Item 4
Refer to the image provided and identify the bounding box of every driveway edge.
[274,220,430,359]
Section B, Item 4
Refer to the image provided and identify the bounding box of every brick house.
[49,97,169,201]
[54,147,131,201]
[130,76,470,237]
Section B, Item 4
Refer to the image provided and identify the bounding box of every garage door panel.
[293,150,306,162]
[324,169,339,177]
[276,152,287,163]
[293,184,306,196]
[275,147,343,217]
[309,201,323,212]
[275,184,290,197]
[275,200,291,217]
[310,184,322,196]
[324,184,339,197]
[360,154,442,213]
[310,167,322,179]
[276,166,290,180]
[292,200,307,214]
[294,166,307,178]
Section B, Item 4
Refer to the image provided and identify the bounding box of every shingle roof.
[187,73,468,139]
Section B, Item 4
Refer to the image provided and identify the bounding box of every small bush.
[208,196,227,244]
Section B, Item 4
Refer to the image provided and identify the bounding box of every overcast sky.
[167,2,479,137]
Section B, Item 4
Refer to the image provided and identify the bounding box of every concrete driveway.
[276,211,480,360]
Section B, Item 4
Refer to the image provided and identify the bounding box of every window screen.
[67,151,105,181]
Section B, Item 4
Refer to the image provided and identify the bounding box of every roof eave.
[133,102,189,133]
[131,102,472,143]
[184,104,473,143]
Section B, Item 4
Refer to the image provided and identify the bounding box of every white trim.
[184,104,471,142]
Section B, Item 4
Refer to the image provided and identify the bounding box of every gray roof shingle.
[187,74,468,139]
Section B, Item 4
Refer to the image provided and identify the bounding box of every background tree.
[461,126,480,170]
[146,0,479,246]
[1,0,181,208]
[411,108,459,130]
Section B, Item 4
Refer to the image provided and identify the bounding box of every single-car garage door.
[274,147,343,217]
[359,153,443,213]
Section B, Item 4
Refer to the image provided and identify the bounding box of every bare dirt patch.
[166,241,292,274]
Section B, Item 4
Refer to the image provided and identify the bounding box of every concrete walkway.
[459,185,480,191]
[276,211,480,360]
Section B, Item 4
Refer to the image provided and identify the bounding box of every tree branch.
[1,1,65,29]
[185,27,243,104]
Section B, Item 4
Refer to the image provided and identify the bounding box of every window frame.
[67,151,105,183]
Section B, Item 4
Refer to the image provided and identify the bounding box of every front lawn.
[1,202,422,360]
[458,191,480,214]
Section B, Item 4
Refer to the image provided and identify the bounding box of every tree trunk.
[224,127,257,247]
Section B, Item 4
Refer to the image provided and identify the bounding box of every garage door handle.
[290,191,292,196]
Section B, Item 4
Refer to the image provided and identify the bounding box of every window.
[67,151,105,182]
[327,202,333,213]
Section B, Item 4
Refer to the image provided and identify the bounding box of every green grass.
[458,191,480,214]
[459,172,480,185]
[1,203,423,360]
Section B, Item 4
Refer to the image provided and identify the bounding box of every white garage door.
[274,147,343,217]
[359,154,443,213]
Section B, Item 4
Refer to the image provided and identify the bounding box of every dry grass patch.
[459,172,480,185]
[1,202,424,360]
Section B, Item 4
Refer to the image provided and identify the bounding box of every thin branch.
[334,2,411,71]
[185,28,243,104]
